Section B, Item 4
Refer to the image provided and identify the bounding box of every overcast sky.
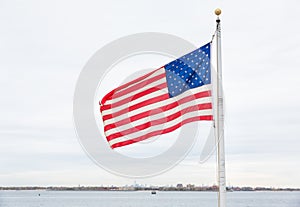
[0,0,300,188]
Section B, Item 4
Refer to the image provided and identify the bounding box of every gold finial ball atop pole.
[215,8,222,16]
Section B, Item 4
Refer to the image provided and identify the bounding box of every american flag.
[100,43,213,149]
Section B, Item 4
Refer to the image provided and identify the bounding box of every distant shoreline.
[1,186,299,192]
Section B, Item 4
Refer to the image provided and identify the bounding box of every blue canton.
[164,43,211,97]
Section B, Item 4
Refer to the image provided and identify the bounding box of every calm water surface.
[0,191,299,207]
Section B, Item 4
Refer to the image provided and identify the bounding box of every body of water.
[0,190,299,207]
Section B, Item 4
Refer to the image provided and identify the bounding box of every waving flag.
[100,43,213,149]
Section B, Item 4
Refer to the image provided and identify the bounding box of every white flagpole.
[215,8,226,207]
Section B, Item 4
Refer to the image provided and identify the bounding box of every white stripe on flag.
[101,83,167,116]
[104,68,166,105]
[103,84,212,125]
[108,109,212,146]
[104,96,212,136]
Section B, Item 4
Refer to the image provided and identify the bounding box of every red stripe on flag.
[102,93,169,121]
[101,82,167,112]
[101,68,164,105]
[106,103,212,141]
[103,90,212,131]
[110,115,213,149]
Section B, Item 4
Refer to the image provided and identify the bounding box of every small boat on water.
[151,191,156,195]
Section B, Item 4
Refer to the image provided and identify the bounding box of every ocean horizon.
[0,190,299,207]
